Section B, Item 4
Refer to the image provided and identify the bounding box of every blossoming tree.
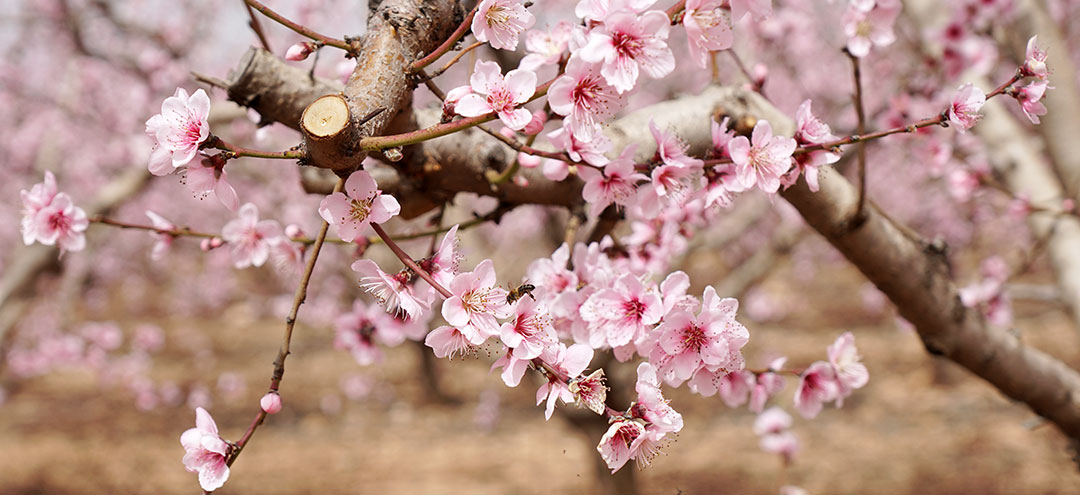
[5,0,1080,492]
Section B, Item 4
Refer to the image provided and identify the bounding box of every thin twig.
[226,177,345,469]
[846,50,868,224]
[371,223,453,298]
[243,0,273,52]
[192,71,230,90]
[410,5,478,72]
[243,0,352,53]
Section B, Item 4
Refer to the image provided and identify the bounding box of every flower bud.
[522,110,548,136]
[260,392,283,414]
[518,153,541,169]
[285,42,317,61]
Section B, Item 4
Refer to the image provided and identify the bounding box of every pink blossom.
[753,405,792,435]
[260,392,283,414]
[569,369,608,414]
[285,41,316,61]
[947,83,985,132]
[827,332,869,403]
[727,120,796,194]
[652,289,748,385]
[319,170,400,243]
[417,224,463,288]
[546,126,611,167]
[425,325,475,358]
[548,56,624,142]
[352,259,434,320]
[146,87,211,175]
[20,171,58,244]
[442,259,512,343]
[454,60,537,130]
[792,361,840,418]
[471,0,535,51]
[842,2,900,58]
[683,0,734,69]
[500,297,557,359]
[1015,79,1050,125]
[521,109,548,136]
[575,0,659,23]
[21,172,88,253]
[221,203,282,269]
[749,357,786,412]
[26,193,89,253]
[180,407,230,492]
[535,343,593,419]
[184,156,239,210]
[146,210,175,260]
[580,273,663,348]
[578,146,648,216]
[491,349,532,387]
[754,406,798,461]
[1021,35,1048,79]
[729,0,772,21]
[334,299,405,365]
[689,367,753,405]
[579,10,675,93]
[650,120,704,170]
[787,99,839,192]
[520,21,573,71]
[597,418,648,473]
[629,362,683,434]
[525,243,582,316]
[442,85,473,120]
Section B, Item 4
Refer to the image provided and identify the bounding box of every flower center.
[485,4,510,28]
[349,196,375,223]
[486,87,516,114]
[462,288,493,314]
[611,31,644,59]
[623,298,646,320]
[682,323,706,352]
[48,210,70,232]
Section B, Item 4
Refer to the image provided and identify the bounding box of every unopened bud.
[260,392,283,414]
[522,110,548,136]
[200,237,224,251]
[285,42,317,62]
[518,153,541,169]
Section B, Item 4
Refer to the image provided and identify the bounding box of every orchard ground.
[2,252,1080,494]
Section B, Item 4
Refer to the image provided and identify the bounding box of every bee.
[506,282,536,304]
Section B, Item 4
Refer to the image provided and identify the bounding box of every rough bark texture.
[225,47,341,131]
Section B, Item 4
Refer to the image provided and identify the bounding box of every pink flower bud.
[517,152,541,169]
[285,42,316,61]
[522,110,548,135]
[499,126,517,140]
[260,392,283,414]
[284,224,304,240]
[200,237,224,251]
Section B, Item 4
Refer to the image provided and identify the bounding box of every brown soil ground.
[3,261,1080,495]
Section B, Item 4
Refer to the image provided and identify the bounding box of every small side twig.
[243,0,273,52]
[225,177,345,470]
[846,49,868,225]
